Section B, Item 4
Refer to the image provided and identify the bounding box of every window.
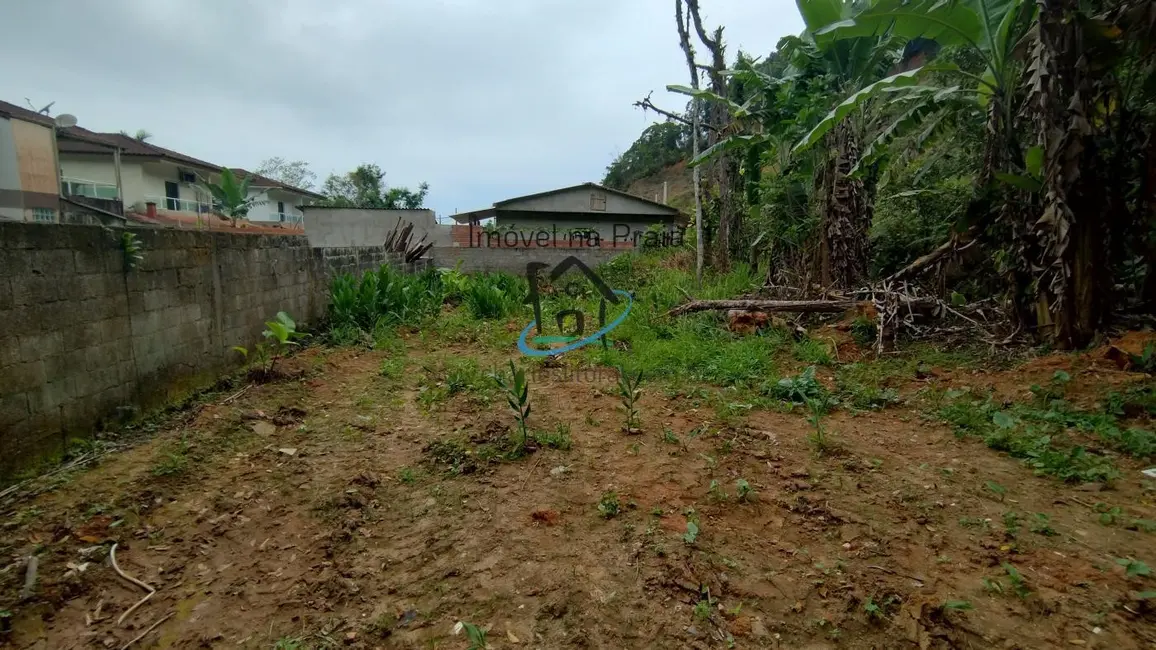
[278,201,285,222]
[590,191,607,211]
[32,208,56,223]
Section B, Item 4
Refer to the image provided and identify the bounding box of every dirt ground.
[1,337,1155,649]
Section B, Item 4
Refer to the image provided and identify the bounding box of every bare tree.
[684,0,742,269]
[675,0,707,287]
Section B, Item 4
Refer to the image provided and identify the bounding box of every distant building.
[0,97,322,228]
[448,183,686,249]
[0,100,60,223]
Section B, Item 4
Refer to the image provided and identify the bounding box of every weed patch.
[936,392,1123,483]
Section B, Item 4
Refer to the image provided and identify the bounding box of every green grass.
[535,423,573,450]
[793,338,833,365]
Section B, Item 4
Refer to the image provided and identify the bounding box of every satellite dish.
[54,113,78,128]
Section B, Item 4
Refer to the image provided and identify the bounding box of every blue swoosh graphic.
[517,289,633,357]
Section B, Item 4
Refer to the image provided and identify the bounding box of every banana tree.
[200,168,266,226]
[806,0,1035,185]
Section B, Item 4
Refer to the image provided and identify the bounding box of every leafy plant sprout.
[232,311,309,380]
[616,364,644,432]
[805,397,830,453]
[491,360,532,449]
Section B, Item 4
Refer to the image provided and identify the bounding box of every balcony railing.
[274,212,303,225]
[145,195,212,213]
[61,177,118,200]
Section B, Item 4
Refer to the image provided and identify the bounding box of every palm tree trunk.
[1028,0,1105,348]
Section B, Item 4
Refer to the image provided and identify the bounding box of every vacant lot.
[2,256,1155,649]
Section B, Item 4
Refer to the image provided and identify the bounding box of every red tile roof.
[125,208,305,235]
[0,99,56,127]
[230,168,324,200]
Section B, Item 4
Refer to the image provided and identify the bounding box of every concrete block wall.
[448,224,637,250]
[429,246,625,274]
[0,222,394,480]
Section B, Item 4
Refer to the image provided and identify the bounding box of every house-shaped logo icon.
[518,256,633,357]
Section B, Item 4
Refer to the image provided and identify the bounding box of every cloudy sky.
[1,1,803,218]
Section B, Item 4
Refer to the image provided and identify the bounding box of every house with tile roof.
[0,100,61,223]
[0,98,322,228]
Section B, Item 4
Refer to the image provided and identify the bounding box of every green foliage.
[330,265,445,332]
[201,168,263,219]
[317,163,429,209]
[1129,344,1156,374]
[1029,513,1057,536]
[535,424,573,450]
[121,231,144,271]
[1116,557,1152,578]
[736,478,753,502]
[806,397,831,453]
[849,317,878,347]
[769,366,827,405]
[985,480,1007,501]
[602,121,690,190]
[462,272,525,319]
[683,519,700,544]
[936,392,1126,482]
[460,621,487,650]
[491,361,532,448]
[151,436,191,477]
[233,311,309,379]
[793,338,833,365]
[598,491,621,519]
[1002,562,1031,599]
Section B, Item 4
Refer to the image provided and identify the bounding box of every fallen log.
[668,299,870,317]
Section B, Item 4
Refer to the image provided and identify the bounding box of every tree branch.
[686,0,720,50]
[634,92,719,132]
[669,299,872,316]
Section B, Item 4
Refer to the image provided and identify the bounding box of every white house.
[230,168,323,225]
[55,126,321,224]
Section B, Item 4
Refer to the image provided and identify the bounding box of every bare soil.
[1,340,1154,649]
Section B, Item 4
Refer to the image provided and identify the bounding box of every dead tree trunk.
[675,0,706,287]
[1027,0,1106,348]
[686,0,742,270]
[818,121,870,289]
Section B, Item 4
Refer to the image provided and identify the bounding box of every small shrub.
[233,311,309,380]
[463,276,511,319]
[736,478,753,502]
[683,520,700,544]
[1029,513,1057,536]
[708,479,727,502]
[1117,557,1152,578]
[598,491,621,519]
[850,317,878,348]
[770,366,827,405]
[379,357,405,380]
[152,437,191,477]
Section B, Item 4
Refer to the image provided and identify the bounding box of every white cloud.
[0,0,802,216]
